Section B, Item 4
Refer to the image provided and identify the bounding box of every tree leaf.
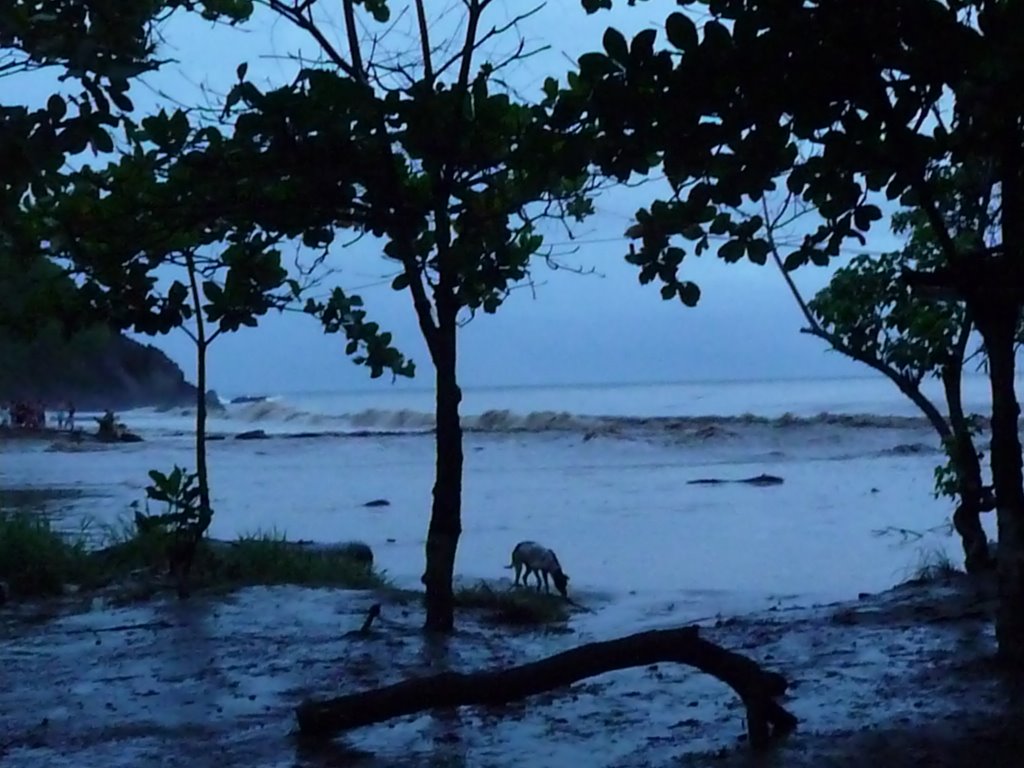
[718,239,745,262]
[679,281,701,307]
[603,27,629,64]
[47,94,66,119]
[665,13,697,51]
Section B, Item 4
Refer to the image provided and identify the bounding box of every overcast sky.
[10,2,910,395]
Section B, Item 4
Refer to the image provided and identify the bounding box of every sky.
[8,1,910,395]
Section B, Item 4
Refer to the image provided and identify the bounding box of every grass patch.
[201,531,386,590]
[0,511,100,596]
[455,581,570,625]
[90,521,174,577]
[908,547,964,583]
[0,510,385,602]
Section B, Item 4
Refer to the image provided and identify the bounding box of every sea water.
[0,374,1001,622]
[99,372,997,436]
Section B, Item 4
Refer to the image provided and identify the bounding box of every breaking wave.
[127,383,973,442]
[210,401,944,437]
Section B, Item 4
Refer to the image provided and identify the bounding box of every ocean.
[0,374,1001,624]
[115,372,998,435]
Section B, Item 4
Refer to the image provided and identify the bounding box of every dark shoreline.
[0,572,1010,768]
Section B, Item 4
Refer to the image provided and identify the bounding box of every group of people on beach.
[1,400,75,431]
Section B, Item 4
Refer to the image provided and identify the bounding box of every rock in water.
[236,429,269,440]
[687,473,784,486]
[363,499,391,508]
[742,474,784,486]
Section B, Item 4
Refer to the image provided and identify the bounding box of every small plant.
[143,466,207,531]
[204,531,385,589]
[908,547,963,583]
[0,503,387,601]
[141,465,210,597]
[0,511,97,596]
[455,581,571,626]
[93,507,176,576]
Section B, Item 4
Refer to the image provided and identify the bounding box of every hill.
[1,243,199,411]
[0,326,197,410]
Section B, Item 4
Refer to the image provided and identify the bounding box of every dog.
[505,541,570,598]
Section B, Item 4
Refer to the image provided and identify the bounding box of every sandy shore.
[0,572,1018,768]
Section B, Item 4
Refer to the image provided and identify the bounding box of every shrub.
[455,581,570,625]
[0,511,96,596]
[205,531,385,589]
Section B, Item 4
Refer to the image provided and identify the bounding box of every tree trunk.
[195,339,210,522]
[942,365,993,573]
[422,306,463,632]
[295,626,797,751]
[180,251,213,599]
[979,309,1024,669]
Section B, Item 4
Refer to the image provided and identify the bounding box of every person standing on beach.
[67,401,76,431]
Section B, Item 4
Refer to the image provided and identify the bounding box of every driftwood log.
[296,626,797,751]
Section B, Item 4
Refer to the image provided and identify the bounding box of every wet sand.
[1,573,1017,768]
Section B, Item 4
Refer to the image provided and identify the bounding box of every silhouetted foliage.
[795,166,1005,572]
[158,0,598,630]
[565,0,1024,664]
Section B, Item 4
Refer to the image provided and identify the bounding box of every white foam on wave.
[114,374,1002,442]
[119,404,946,444]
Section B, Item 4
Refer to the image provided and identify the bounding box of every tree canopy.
[564,0,1024,664]
[34,0,597,626]
[0,1,252,246]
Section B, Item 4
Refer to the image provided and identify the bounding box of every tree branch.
[456,0,483,94]
[295,626,797,751]
[763,198,818,328]
[179,323,198,344]
[763,199,953,440]
[873,90,963,277]
[263,0,358,78]
[434,5,544,82]
[414,0,433,86]
[403,258,440,361]
[340,0,366,83]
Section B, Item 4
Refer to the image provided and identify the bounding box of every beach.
[0,375,1008,765]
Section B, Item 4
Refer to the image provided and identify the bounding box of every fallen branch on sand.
[296,626,797,751]
[342,603,382,637]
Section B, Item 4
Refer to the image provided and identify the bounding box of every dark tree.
[187,0,597,630]
[0,0,252,251]
[561,1,1024,665]
[40,0,594,628]
[39,102,410,594]
[770,168,1001,573]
